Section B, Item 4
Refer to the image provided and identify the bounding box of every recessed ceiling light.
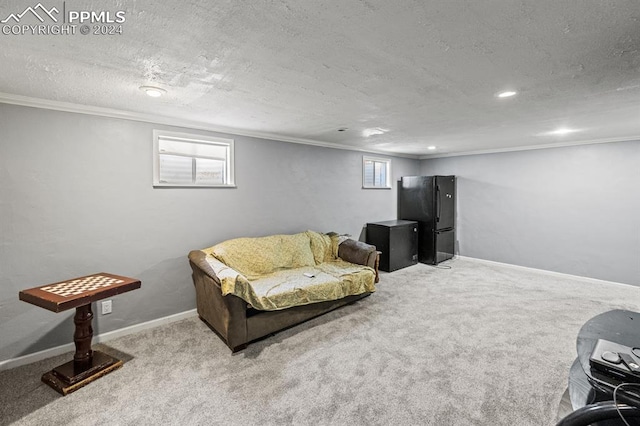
[362,127,389,137]
[496,91,517,98]
[545,127,580,136]
[139,86,166,98]
[427,146,436,150]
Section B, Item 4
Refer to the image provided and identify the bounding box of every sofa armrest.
[188,250,249,351]
[189,250,252,296]
[338,239,377,269]
[188,250,222,286]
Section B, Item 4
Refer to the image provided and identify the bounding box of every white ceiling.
[1,1,639,157]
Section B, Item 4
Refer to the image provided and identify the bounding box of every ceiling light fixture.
[545,127,580,136]
[496,91,517,98]
[362,127,389,137]
[427,146,436,150]
[139,86,166,98]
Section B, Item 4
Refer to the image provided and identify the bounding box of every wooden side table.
[19,273,141,395]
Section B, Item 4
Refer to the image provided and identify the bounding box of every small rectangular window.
[153,130,235,187]
[362,156,391,189]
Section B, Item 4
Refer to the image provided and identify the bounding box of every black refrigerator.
[398,175,455,265]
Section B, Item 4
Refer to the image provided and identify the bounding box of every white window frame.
[362,155,392,189]
[153,130,235,188]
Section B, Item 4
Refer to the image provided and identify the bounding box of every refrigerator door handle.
[436,186,441,223]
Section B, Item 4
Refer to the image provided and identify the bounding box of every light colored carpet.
[2,258,639,426]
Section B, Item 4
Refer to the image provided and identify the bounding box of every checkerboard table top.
[19,273,141,312]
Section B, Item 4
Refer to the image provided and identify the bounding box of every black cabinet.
[366,220,418,272]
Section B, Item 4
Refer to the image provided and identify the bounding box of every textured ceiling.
[1,0,639,157]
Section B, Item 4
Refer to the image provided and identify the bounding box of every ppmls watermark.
[1,2,126,36]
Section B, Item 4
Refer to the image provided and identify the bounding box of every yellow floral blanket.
[201,231,375,311]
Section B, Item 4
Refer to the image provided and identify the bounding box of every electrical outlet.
[101,300,112,315]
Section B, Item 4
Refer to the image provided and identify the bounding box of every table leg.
[41,303,123,395]
[73,304,93,367]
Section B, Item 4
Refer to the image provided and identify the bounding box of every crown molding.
[0,92,419,160]
[6,92,634,162]
[418,136,640,160]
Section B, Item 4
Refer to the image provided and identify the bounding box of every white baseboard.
[457,256,635,288]
[0,309,198,372]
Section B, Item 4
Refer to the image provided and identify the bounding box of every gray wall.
[0,103,419,362]
[421,141,640,286]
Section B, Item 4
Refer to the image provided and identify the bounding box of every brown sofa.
[188,231,378,352]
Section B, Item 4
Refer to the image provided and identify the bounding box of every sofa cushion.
[202,249,376,311]
[226,265,375,311]
[209,232,315,279]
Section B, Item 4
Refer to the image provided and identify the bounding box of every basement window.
[153,130,235,188]
[362,156,392,189]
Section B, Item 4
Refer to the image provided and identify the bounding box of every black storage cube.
[366,220,418,272]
